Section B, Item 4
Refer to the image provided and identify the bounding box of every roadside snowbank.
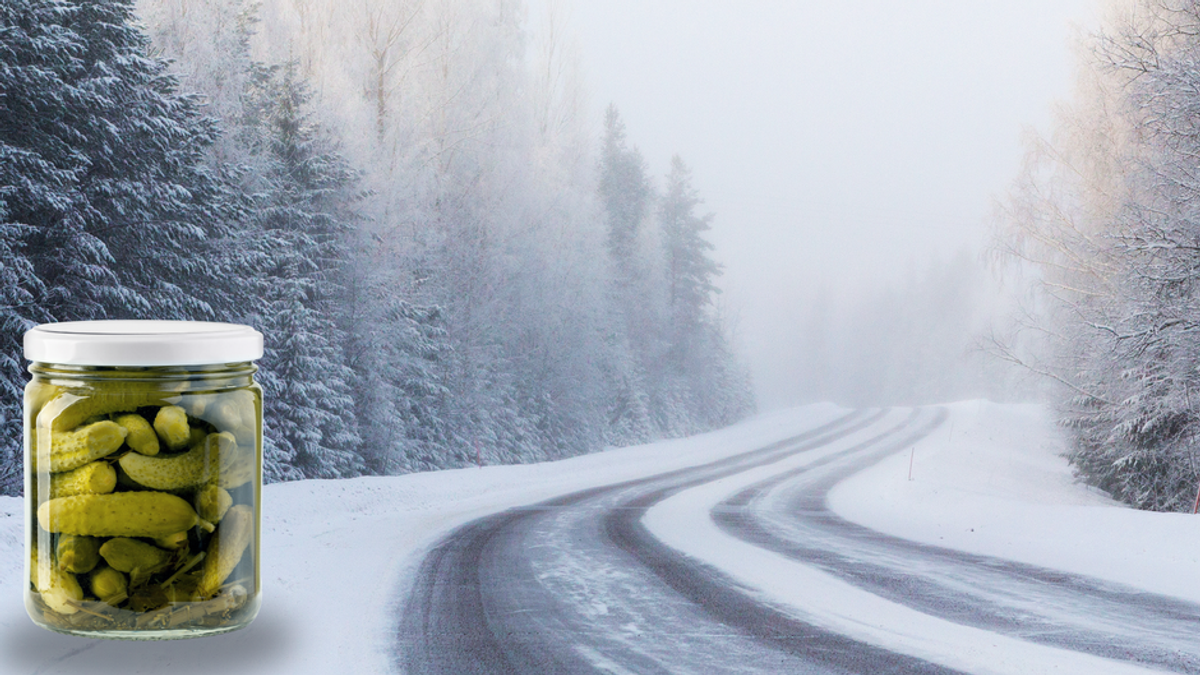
[0,404,843,675]
[827,400,1200,605]
[2,400,1183,675]
[642,406,1162,675]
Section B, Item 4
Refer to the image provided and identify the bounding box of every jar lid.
[24,320,264,366]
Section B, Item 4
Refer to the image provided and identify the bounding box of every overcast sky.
[538,0,1099,408]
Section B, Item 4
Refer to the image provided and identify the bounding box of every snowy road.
[395,408,1200,675]
[2,403,1197,674]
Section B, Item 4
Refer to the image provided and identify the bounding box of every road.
[394,408,1200,674]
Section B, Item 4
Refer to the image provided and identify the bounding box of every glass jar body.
[24,362,262,639]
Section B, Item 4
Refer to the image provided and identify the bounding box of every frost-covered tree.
[1,0,236,320]
[653,155,752,430]
[598,105,652,277]
[594,106,659,442]
[0,0,241,489]
[0,203,43,489]
[659,156,721,351]
[241,64,365,480]
[342,292,450,473]
[996,0,1200,510]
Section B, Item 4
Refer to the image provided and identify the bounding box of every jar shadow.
[1,604,294,673]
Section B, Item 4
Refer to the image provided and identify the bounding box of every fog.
[11,0,1195,509]
[543,0,1097,409]
[12,0,1103,482]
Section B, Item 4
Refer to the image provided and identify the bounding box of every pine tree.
[595,106,657,441]
[15,0,234,321]
[0,203,44,491]
[654,155,754,432]
[241,63,365,480]
[598,105,652,277]
[342,280,451,474]
[659,155,722,355]
[0,0,240,490]
[0,0,56,484]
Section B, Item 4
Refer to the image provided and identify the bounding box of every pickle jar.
[22,320,263,639]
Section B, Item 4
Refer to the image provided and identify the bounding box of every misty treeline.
[996,0,1200,511]
[0,0,753,491]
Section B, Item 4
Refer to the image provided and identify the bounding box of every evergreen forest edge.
[0,0,754,493]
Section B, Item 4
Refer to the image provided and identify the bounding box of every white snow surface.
[827,401,1200,605]
[0,401,1192,674]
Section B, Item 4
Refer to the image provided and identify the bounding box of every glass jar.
[22,320,263,639]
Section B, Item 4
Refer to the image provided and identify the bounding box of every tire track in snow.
[602,410,962,675]
[395,408,967,674]
[708,412,1200,673]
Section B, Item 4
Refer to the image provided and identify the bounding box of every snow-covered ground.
[828,401,1200,605]
[646,402,1200,675]
[0,401,1191,674]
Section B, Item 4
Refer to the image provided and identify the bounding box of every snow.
[827,400,1200,605]
[643,406,1162,675]
[0,404,843,674]
[0,400,1193,674]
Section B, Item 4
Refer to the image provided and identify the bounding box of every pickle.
[49,460,117,499]
[99,538,172,575]
[56,535,101,574]
[119,432,233,490]
[194,504,252,600]
[39,382,178,433]
[31,545,83,615]
[114,413,159,456]
[41,421,127,473]
[195,485,232,523]
[207,391,254,433]
[153,405,191,451]
[38,492,214,538]
[89,566,128,606]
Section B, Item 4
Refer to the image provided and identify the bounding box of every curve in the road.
[395,408,967,675]
[602,410,959,675]
[710,413,1200,673]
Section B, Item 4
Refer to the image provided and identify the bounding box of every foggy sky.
[540,0,1098,409]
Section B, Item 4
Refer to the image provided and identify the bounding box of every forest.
[0,0,753,493]
[997,0,1200,511]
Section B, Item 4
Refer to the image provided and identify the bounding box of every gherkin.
[40,421,127,473]
[37,492,213,539]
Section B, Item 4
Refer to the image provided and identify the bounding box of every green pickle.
[25,361,261,639]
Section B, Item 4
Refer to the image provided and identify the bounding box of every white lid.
[25,320,263,366]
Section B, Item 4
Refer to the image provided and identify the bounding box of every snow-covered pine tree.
[0,0,63,486]
[657,155,719,430]
[0,0,241,491]
[1,0,133,326]
[0,202,43,491]
[655,155,753,432]
[660,156,721,346]
[598,105,652,279]
[596,105,659,442]
[24,0,234,321]
[340,263,452,474]
[241,63,365,481]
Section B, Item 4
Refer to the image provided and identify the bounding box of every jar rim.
[24,320,263,366]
